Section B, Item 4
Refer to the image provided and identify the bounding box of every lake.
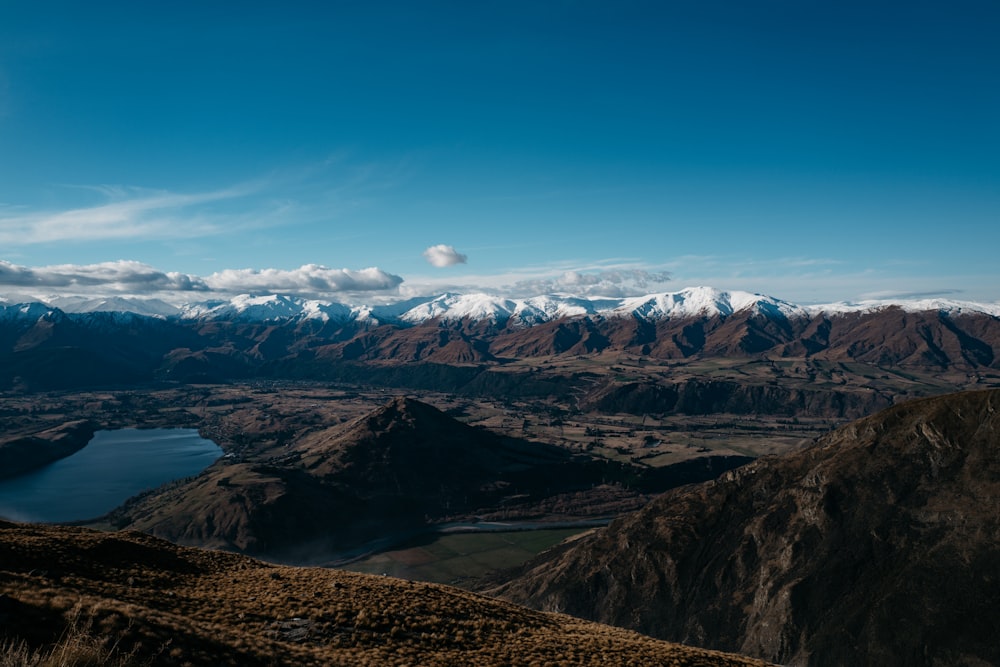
[0,428,221,523]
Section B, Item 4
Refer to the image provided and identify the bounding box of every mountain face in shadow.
[296,396,573,486]
[0,420,97,479]
[488,389,1000,667]
[110,397,748,561]
[1,302,998,393]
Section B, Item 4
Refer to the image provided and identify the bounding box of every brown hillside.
[110,397,740,561]
[2,308,999,392]
[295,396,569,479]
[0,521,773,667]
[0,420,97,480]
[488,389,1000,667]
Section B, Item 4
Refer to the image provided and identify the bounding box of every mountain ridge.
[5,285,996,324]
[2,286,999,394]
[486,388,1000,666]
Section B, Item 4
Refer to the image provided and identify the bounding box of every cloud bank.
[423,244,468,268]
[0,260,402,300]
[0,260,208,292]
[0,258,673,305]
[204,265,403,293]
[509,269,673,297]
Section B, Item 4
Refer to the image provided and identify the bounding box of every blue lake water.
[0,428,221,523]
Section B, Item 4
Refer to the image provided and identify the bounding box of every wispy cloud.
[0,153,401,247]
[648,255,995,305]
[422,244,468,268]
[0,183,263,245]
[508,268,672,297]
[857,288,965,301]
[402,259,673,298]
[399,254,993,305]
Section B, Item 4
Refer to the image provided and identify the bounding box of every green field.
[339,527,589,586]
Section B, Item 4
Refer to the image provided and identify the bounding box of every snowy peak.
[179,294,306,321]
[393,292,607,326]
[178,294,354,323]
[807,297,1000,318]
[397,293,491,323]
[614,287,807,321]
[45,296,180,318]
[0,301,56,321]
[398,293,522,324]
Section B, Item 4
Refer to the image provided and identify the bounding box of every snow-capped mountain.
[805,297,1000,318]
[0,301,56,321]
[2,286,998,391]
[1,287,998,325]
[395,293,600,325]
[612,287,809,320]
[44,295,181,318]
[177,294,354,323]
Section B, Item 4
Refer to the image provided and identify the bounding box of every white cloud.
[422,244,468,268]
[203,264,403,293]
[398,261,675,299]
[0,260,208,292]
[0,260,402,300]
[508,268,673,297]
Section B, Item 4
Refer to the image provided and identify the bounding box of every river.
[0,428,221,523]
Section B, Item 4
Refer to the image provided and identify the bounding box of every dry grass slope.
[0,522,771,667]
[0,604,144,666]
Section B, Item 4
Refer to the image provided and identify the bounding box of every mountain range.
[17,286,1000,323]
[1,286,997,397]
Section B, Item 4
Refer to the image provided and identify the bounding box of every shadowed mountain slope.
[1,300,999,392]
[0,420,97,480]
[488,389,1000,667]
[0,522,774,666]
[295,396,572,481]
[110,398,748,561]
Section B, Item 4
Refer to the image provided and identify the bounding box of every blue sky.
[1,1,997,304]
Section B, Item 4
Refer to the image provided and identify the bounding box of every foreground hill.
[0,521,772,666]
[106,397,747,561]
[488,389,1000,667]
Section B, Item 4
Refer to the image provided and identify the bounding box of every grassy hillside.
[0,521,771,667]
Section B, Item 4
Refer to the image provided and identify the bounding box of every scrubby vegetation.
[0,522,770,666]
[0,604,146,667]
